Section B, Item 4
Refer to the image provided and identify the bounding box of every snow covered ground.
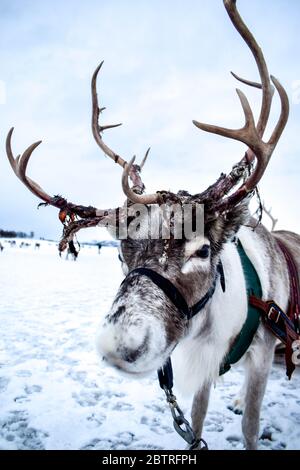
[0,239,300,450]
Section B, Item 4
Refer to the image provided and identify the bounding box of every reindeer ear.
[205,200,250,254]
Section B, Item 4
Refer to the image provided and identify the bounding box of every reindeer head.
[6,0,289,376]
[96,199,250,375]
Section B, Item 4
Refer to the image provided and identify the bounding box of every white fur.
[238,227,270,299]
[184,237,209,259]
[172,238,248,395]
[181,258,210,275]
[182,237,210,274]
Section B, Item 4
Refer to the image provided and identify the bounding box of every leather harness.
[219,240,262,375]
[249,238,300,379]
[222,238,300,379]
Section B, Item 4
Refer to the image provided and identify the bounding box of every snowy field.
[0,239,300,451]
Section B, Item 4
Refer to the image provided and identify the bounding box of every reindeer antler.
[91,61,124,167]
[6,127,105,218]
[6,128,47,203]
[91,61,163,204]
[5,62,157,250]
[121,0,289,211]
[91,61,154,198]
[193,0,289,211]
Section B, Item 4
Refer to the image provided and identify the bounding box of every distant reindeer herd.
[0,239,104,259]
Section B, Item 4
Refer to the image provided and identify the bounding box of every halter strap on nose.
[123,262,225,320]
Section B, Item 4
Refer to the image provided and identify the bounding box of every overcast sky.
[0,0,299,241]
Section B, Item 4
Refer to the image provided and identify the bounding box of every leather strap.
[275,239,300,334]
[125,267,189,319]
[249,239,300,379]
[125,263,224,320]
[276,239,300,379]
[250,297,299,341]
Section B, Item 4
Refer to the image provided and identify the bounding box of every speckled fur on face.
[97,202,250,374]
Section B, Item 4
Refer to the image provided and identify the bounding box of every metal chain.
[162,385,208,451]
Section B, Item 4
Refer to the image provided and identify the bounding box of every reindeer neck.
[171,233,252,395]
[204,239,248,341]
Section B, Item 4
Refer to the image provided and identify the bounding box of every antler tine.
[214,75,289,212]
[91,61,126,168]
[230,71,262,90]
[139,147,151,170]
[193,88,258,147]
[223,0,274,138]
[241,76,289,193]
[122,157,160,204]
[6,128,52,203]
[269,76,289,146]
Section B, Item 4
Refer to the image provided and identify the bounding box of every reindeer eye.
[195,245,210,259]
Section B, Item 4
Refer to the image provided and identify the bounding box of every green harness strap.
[219,240,262,376]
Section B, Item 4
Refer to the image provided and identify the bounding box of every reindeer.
[5,0,299,450]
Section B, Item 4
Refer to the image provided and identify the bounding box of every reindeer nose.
[102,351,126,369]
[102,344,146,367]
[96,325,150,371]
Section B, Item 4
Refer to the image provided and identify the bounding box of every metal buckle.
[292,340,300,366]
[268,304,281,323]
